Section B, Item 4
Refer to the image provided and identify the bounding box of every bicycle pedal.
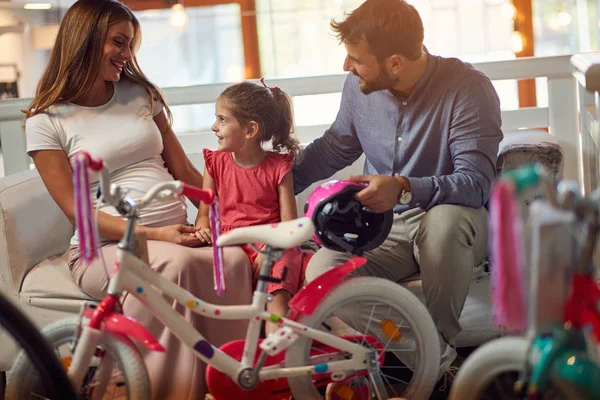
[259,327,298,356]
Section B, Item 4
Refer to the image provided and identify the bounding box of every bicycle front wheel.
[285,277,440,400]
[7,317,150,400]
[449,337,564,400]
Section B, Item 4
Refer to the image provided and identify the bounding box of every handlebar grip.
[76,151,104,171]
[88,156,104,171]
[182,183,215,204]
[500,163,543,193]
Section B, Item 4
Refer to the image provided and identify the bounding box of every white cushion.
[19,251,92,301]
[0,169,73,297]
[500,129,560,151]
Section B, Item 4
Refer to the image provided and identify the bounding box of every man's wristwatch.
[396,176,412,205]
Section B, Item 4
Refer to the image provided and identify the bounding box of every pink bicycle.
[9,152,439,400]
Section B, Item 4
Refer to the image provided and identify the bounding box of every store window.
[134,4,245,135]
[130,1,519,138]
[532,0,600,106]
[256,0,518,133]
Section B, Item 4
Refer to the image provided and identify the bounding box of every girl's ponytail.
[269,87,300,156]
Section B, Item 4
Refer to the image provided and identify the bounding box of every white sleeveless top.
[26,79,188,245]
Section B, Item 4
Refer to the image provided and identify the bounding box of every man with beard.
[293,0,503,396]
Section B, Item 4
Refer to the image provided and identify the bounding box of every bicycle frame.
[528,324,600,398]
[68,245,372,391]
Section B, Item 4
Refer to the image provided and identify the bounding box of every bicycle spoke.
[379,372,401,397]
[382,325,402,353]
[378,372,409,386]
[360,303,378,347]
[383,305,392,322]
[344,304,364,338]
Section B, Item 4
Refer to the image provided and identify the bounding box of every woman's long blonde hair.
[24,0,172,124]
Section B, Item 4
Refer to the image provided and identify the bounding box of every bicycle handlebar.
[182,183,215,204]
[75,151,214,214]
[76,151,104,171]
[135,181,214,209]
[75,152,115,206]
[500,163,599,216]
[500,164,544,194]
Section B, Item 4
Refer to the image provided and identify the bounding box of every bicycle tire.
[0,294,77,400]
[285,277,440,400]
[8,316,150,400]
[449,336,565,400]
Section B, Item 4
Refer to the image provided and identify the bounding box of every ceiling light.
[557,12,572,26]
[24,3,52,10]
[510,31,524,53]
[548,17,561,31]
[501,2,516,22]
[169,4,189,29]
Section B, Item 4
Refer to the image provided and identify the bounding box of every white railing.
[571,53,600,195]
[0,54,584,184]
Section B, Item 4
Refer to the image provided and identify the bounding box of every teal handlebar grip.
[501,164,543,193]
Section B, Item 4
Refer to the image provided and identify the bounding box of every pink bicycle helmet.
[304,180,393,255]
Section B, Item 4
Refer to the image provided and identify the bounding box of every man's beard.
[356,68,399,95]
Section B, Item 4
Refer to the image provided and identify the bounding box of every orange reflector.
[333,385,356,400]
[380,319,402,342]
[61,356,72,370]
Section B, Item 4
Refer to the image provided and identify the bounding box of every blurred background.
[0,0,596,137]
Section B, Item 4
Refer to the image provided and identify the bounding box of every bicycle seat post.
[255,246,283,294]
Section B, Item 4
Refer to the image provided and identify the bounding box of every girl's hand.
[194,227,213,245]
[150,225,203,247]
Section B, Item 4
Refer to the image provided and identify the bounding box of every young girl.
[195,80,309,335]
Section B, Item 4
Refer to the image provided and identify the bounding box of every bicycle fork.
[68,325,105,392]
[68,295,165,397]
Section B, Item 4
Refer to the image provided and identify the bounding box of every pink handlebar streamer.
[490,179,526,332]
[210,197,226,296]
[73,153,100,263]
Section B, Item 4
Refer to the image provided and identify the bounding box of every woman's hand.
[148,224,204,247]
[193,227,213,245]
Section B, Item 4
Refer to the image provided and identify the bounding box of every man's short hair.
[331,0,424,61]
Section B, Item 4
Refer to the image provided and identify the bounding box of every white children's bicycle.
[9,152,440,400]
